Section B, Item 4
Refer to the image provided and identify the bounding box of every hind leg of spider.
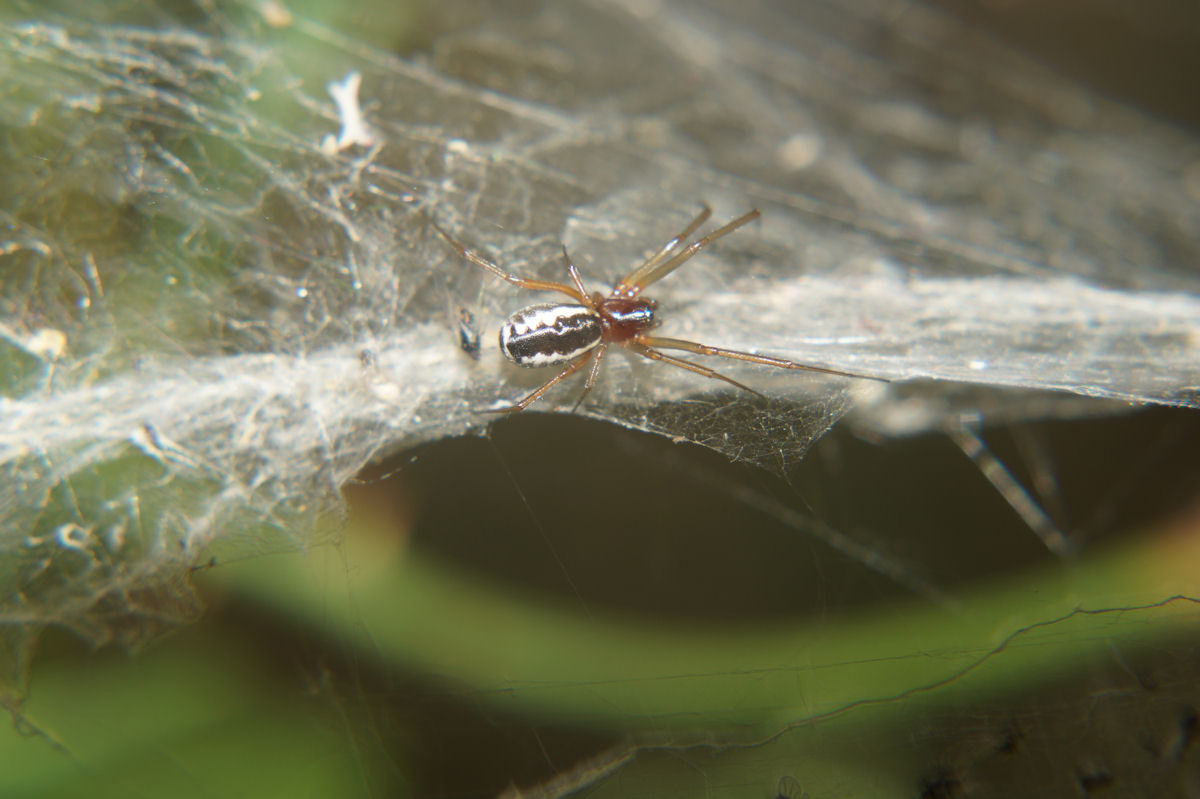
[571,344,608,412]
[427,215,587,302]
[628,341,764,398]
[614,205,712,296]
[486,349,597,413]
[642,336,888,382]
[617,209,761,297]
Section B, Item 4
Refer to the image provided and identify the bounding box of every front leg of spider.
[429,207,884,412]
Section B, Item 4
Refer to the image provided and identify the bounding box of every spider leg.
[560,246,591,300]
[617,209,761,297]
[571,344,608,412]
[642,336,888,381]
[486,348,597,413]
[427,215,586,302]
[613,205,712,296]
[628,341,765,398]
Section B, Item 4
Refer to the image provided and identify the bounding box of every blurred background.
[1,1,1198,797]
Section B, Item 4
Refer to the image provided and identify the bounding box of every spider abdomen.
[500,303,603,367]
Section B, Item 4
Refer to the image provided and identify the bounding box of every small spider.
[454,306,482,360]
[429,205,883,411]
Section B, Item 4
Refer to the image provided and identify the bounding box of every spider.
[429,205,883,411]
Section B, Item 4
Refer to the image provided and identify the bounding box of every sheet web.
[0,0,1197,749]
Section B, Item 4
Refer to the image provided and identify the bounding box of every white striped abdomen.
[499,303,603,367]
